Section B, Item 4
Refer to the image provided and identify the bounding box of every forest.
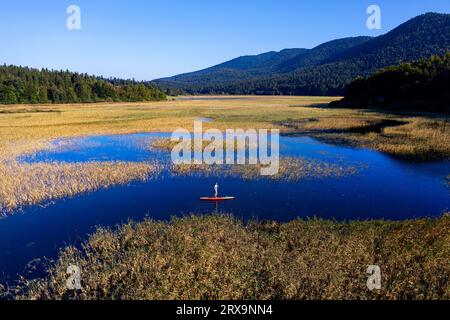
[330,53,450,114]
[0,65,166,104]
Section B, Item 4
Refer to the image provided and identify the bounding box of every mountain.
[154,37,372,93]
[159,48,309,89]
[154,13,450,96]
[274,37,372,72]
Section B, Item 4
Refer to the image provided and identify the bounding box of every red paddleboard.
[200,196,235,201]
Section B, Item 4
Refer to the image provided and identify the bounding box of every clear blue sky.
[0,0,448,80]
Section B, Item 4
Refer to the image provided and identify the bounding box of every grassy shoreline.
[6,213,449,300]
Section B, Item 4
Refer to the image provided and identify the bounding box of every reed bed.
[149,136,360,181]
[149,138,182,152]
[0,161,160,214]
[292,117,450,160]
[149,137,258,152]
[170,157,359,181]
[8,213,449,300]
[301,117,382,131]
[372,119,450,160]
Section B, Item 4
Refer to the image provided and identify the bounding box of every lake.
[1,133,449,282]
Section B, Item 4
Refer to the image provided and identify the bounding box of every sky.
[0,0,449,81]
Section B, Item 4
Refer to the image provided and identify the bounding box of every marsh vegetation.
[170,157,359,181]
[0,160,160,214]
[283,115,450,160]
[8,214,449,300]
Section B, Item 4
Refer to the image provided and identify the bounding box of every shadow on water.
[1,132,449,282]
[280,119,407,135]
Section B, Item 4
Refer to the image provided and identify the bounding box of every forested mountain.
[0,66,166,104]
[155,37,372,94]
[330,53,450,114]
[271,37,372,72]
[158,48,309,90]
[154,13,450,96]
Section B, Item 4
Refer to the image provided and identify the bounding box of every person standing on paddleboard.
[214,182,219,198]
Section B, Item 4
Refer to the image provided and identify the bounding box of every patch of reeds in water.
[149,137,258,153]
[0,161,161,214]
[171,157,360,181]
[150,138,360,181]
[294,117,450,160]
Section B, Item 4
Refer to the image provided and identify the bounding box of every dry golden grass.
[0,161,160,214]
[149,137,255,152]
[302,117,380,131]
[372,119,450,159]
[171,157,359,181]
[283,115,450,160]
[149,137,180,152]
[10,213,449,300]
[1,96,447,161]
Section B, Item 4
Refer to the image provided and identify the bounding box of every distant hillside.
[155,37,372,94]
[0,66,166,104]
[158,48,309,90]
[154,13,450,96]
[330,53,450,114]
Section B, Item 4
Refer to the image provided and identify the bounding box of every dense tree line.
[330,53,450,114]
[0,65,166,104]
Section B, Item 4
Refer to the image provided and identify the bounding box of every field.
[0,96,449,300]
[1,96,448,160]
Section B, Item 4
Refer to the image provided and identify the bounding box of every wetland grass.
[285,115,450,160]
[171,157,359,181]
[149,137,360,181]
[8,213,449,300]
[0,161,160,214]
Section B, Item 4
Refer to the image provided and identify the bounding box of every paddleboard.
[200,196,235,201]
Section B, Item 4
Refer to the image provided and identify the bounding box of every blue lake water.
[1,133,449,282]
